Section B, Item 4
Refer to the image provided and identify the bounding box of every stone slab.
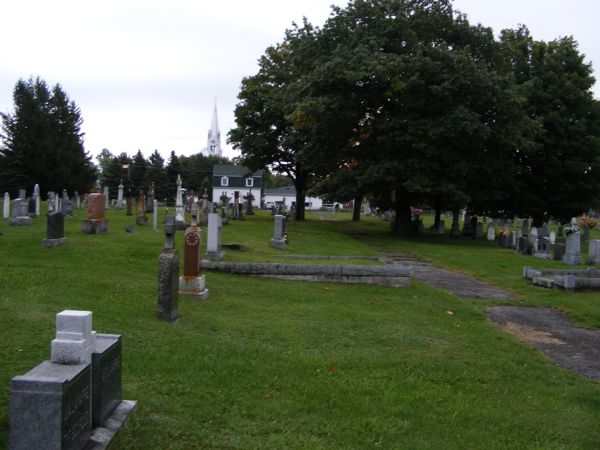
[43,237,69,247]
[269,238,286,250]
[9,361,91,450]
[9,216,32,226]
[91,334,122,427]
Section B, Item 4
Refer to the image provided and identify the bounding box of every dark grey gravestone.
[9,362,91,450]
[553,243,565,261]
[92,334,122,427]
[157,216,179,322]
[517,236,528,254]
[157,250,179,322]
[18,188,26,199]
[28,197,37,217]
[499,234,509,248]
[43,212,67,247]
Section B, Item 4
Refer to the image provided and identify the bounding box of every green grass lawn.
[1,207,600,449]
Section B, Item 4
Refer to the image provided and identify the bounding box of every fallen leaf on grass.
[328,365,337,373]
[446,310,454,315]
[263,391,273,398]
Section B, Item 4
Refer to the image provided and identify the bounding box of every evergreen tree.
[129,150,147,195]
[0,77,96,197]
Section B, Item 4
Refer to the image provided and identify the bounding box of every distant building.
[212,164,262,207]
[263,185,323,210]
[203,101,222,157]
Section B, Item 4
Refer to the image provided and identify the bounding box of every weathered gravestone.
[18,188,26,199]
[126,196,133,216]
[136,191,148,226]
[528,227,539,254]
[153,199,158,231]
[587,239,600,265]
[103,187,109,209]
[563,219,582,265]
[8,310,135,450]
[178,205,209,299]
[145,182,155,213]
[206,212,225,260]
[270,215,287,250]
[61,189,74,217]
[157,216,180,322]
[34,184,40,216]
[517,236,528,254]
[43,212,68,247]
[116,181,125,210]
[81,193,108,234]
[553,243,566,261]
[486,224,495,241]
[48,191,56,212]
[175,174,186,229]
[474,222,484,239]
[9,199,32,226]
[522,219,529,237]
[3,192,10,219]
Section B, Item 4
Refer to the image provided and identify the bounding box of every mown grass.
[1,206,600,449]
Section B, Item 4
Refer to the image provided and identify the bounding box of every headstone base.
[9,216,32,226]
[563,255,582,265]
[179,275,209,299]
[135,216,148,226]
[82,219,108,234]
[533,252,552,260]
[270,238,286,251]
[42,237,68,247]
[205,251,225,261]
[87,400,137,450]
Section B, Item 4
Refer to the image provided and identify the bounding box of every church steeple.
[206,99,222,157]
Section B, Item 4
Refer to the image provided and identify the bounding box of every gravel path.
[383,253,515,300]
[488,306,600,381]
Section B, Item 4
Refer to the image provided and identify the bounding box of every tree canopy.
[230,0,600,230]
[0,77,96,197]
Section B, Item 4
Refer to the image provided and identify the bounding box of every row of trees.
[96,149,230,200]
[229,0,600,231]
[0,77,96,196]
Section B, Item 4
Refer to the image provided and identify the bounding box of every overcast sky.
[1,0,598,163]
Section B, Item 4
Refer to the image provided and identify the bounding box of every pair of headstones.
[9,310,135,450]
[157,214,209,323]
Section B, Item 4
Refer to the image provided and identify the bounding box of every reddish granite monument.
[82,193,108,234]
[178,204,208,299]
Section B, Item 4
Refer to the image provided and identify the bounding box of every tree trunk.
[391,188,414,235]
[433,198,442,229]
[291,170,308,221]
[294,189,305,221]
[451,208,460,237]
[352,193,363,222]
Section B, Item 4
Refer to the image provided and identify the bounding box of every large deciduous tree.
[0,77,96,196]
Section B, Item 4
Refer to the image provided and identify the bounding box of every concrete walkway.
[383,253,515,300]
[489,306,600,381]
